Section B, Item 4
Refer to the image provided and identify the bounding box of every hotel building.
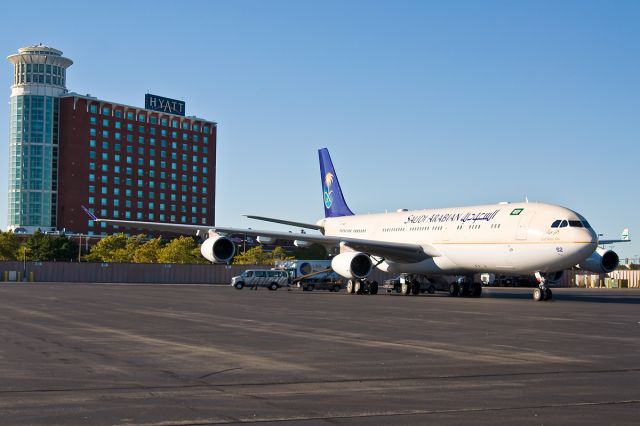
[7,45,217,236]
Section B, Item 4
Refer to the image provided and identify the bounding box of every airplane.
[82,148,629,302]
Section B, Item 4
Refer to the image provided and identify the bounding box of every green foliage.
[0,231,21,260]
[22,231,79,261]
[157,236,207,264]
[233,246,294,265]
[83,233,132,262]
[292,243,329,260]
[133,237,163,263]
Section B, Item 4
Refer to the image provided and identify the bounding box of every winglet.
[81,205,98,221]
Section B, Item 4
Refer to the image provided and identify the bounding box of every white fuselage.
[320,202,597,276]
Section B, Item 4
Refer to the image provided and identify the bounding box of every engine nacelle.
[577,247,619,273]
[256,236,274,245]
[331,252,372,279]
[200,233,235,263]
[294,240,312,248]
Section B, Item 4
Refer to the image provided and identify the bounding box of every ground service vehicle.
[274,259,343,292]
[231,269,289,290]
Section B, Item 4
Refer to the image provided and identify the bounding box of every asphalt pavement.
[0,283,639,425]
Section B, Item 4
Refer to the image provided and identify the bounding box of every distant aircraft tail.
[621,228,630,241]
[318,148,354,218]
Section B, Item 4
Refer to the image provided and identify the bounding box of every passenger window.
[559,220,568,228]
[255,271,266,277]
[569,220,583,227]
[551,220,561,228]
[244,271,253,277]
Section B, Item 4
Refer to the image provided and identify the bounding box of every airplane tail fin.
[621,227,630,241]
[318,148,354,218]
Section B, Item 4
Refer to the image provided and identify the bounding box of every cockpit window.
[551,220,562,228]
[559,220,568,228]
[569,220,583,227]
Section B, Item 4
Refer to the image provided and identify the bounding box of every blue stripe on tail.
[318,148,354,218]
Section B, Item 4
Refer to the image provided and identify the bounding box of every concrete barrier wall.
[0,261,395,285]
[2,261,638,287]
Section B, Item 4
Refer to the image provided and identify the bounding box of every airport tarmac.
[0,283,638,425]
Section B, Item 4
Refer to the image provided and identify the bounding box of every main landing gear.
[449,276,482,298]
[346,279,378,295]
[533,272,554,302]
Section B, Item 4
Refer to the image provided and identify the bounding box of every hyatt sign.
[145,94,185,116]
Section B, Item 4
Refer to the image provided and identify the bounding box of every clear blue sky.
[1,0,639,260]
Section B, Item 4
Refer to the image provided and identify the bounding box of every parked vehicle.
[231,269,290,290]
[274,259,344,292]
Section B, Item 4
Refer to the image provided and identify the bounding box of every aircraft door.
[516,211,535,240]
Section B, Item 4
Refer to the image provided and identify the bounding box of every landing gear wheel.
[545,288,553,300]
[459,282,470,297]
[533,287,544,301]
[427,285,436,294]
[471,283,482,297]
[347,280,355,294]
[401,282,411,295]
[411,281,420,295]
[333,284,341,292]
[354,280,363,294]
[307,284,315,292]
[369,281,379,295]
[449,282,459,296]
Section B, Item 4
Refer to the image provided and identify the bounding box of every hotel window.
[127,112,134,120]
[102,107,110,115]
[171,120,178,128]
[114,165,120,173]
[125,189,131,196]
[126,156,132,164]
[101,187,107,194]
[115,121,121,129]
[138,136,144,144]
[90,104,97,113]
[137,190,143,197]
[102,119,109,126]
[125,211,131,219]
[114,199,119,207]
[171,131,177,138]
[115,110,122,118]
[113,211,120,218]
[89,151,96,159]
[161,118,168,126]
[137,179,144,187]
[182,133,188,140]
[102,130,109,138]
[202,207,207,214]
[101,198,107,205]
[126,145,133,153]
[101,153,108,161]
[127,123,133,131]
[193,145,198,152]
[160,192,166,199]
[115,132,121,140]
[88,197,95,204]
[203,126,209,133]
[101,165,108,172]
[159,214,165,221]
[136,212,143,220]
[182,143,188,151]
[114,188,120,196]
[138,114,145,122]
[149,116,157,124]
[137,147,144,155]
[114,154,120,162]
[161,129,167,137]
[89,174,95,182]
[182,122,189,130]
[137,168,144,175]
[89,140,96,148]
[138,126,145,133]
[126,178,132,186]
[203,146,208,154]
[90,116,97,125]
[90,128,96,136]
[102,141,109,149]
[88,185,95,193]
[126,200,132,208]
[203,136,209,144]
[149,139,156,147]
[161,140,167,147]
[136,201,143,209]
[114,177,121,185]
[193,124,200,132]
[191,195,197,202]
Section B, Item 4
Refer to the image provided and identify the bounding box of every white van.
[231,269,290,290]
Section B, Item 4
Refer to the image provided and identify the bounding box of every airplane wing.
[599,228,630,245]
[82,207,434,263]
[243,215,324,231]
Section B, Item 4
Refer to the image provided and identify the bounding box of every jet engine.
[577,248,619,273]
[331,252,372,279]
[200,233,236,263]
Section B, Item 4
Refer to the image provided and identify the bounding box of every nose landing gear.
[533,272,555,302]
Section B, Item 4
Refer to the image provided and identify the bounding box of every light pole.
[22,246,27,281]
[78,234,82,262]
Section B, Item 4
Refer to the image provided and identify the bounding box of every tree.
[0,231,21,260]
[292,243,329,260]
[158,236,207,264]
[233,246,294,265]
[84,233,131,262]
[133,237,164,263]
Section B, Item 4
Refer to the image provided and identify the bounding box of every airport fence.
[0,261,395,285]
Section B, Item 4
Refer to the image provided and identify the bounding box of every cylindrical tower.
[6,45,72,232]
